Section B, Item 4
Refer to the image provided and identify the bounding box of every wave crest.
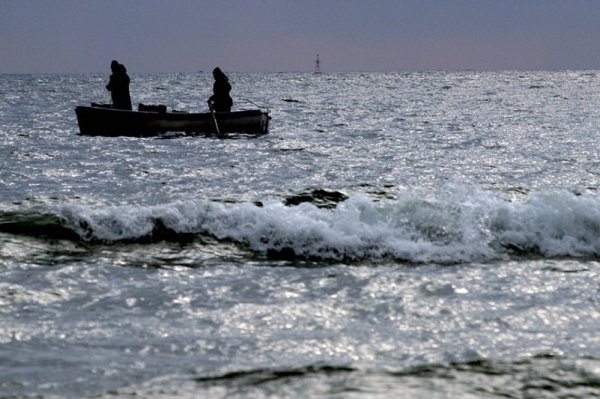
[3,187,600,263]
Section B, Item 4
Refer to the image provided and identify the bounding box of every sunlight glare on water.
[0,71,600,397]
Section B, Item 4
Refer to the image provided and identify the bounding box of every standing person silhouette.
[208,67,233,112]
[106,60,132,110]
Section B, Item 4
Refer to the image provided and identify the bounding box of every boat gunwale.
[75,105,269,136]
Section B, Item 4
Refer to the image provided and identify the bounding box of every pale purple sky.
[2,0,600,73]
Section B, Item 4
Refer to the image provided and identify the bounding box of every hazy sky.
[2,0,600,73]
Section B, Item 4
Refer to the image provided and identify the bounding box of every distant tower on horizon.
[314,54,321,74]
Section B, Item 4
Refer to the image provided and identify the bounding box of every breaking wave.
[3,185,600,263]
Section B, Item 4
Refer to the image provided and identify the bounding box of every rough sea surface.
[0,71,599,398]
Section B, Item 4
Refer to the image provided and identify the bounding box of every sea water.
[0,71,599,398]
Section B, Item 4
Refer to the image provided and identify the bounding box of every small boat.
[75,103,270,137]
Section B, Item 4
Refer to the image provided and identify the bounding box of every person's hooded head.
[111,60,119,73]
[213,67,228,81]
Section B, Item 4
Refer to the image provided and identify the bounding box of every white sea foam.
[51,186,600,263]
[493,189,600,256]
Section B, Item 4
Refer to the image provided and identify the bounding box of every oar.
[207,101,222,136]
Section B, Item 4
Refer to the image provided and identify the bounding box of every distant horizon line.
[1,67,600,75]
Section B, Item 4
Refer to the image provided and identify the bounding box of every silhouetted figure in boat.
[208,67,232,112]
[106,60,132,110]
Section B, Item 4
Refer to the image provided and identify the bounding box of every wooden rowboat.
[75,104,270,137]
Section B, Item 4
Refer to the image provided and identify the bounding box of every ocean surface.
[1,71,599,398]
